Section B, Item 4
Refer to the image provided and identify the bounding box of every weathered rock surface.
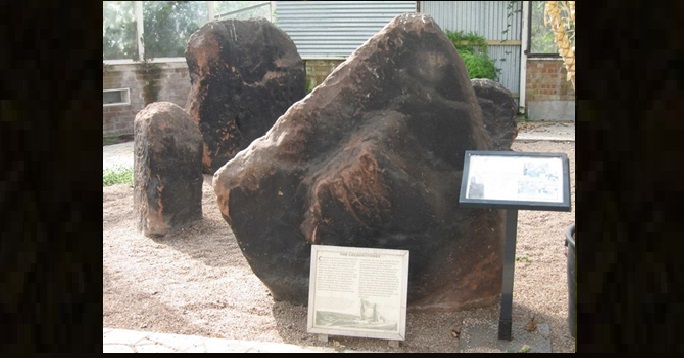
[213,13,505,312]
[472,78,519,151]
[185,18,306,174]
[134,102,203,238]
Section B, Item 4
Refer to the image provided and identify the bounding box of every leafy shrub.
[103,166,134,187]
[445,30,500,81]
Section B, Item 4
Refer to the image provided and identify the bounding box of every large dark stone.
[472,78,519,151]
[185,18,306,174]
[134,102,203,238]
[213,13,505,312]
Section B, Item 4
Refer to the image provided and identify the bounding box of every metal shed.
[420,1,524,107]
[275,1,417,59]
[275,1,523,108]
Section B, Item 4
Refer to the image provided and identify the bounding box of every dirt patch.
[103,140,575,353]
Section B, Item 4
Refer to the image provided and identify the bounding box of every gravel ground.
[103,140,575,353]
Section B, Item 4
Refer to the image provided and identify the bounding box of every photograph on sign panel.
[464,155,528,202]
[517,159,563,202]
[466,175,485,199]
[517,179,560,202]
[523,161,560,183]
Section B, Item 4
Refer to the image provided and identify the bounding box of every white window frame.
[103,88,132,107]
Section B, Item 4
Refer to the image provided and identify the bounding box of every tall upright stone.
[134,102,203,238]
[213,13,505,312]
[185,18,306,174]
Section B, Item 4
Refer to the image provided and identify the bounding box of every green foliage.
[103,136,118,146]
[215,1,272,20]
[530,1,559,54]
[103,2,273,61]
[103,166,134,187]
[502,1,523,40]
[446,30,489,52]
[103,134,134,146]
[460,51,499,81]
[143,1,205,59]
[103,1,138,60]
[445,30,500,80]
[103,1,207,61]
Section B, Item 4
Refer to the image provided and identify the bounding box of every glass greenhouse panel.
[103,1,138,61]
[142,1,209,59]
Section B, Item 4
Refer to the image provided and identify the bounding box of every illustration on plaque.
[307,245,408,341]
[315,297,398,331]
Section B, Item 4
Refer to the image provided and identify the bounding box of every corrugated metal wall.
[276,1,417,59]
[421,1,521,40]
[275,1,522,105]
[420,1,523,104]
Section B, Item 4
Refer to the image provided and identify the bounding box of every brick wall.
[305,59,345,90]
[309,59,577,108]
[103,57,578,136]
[525,58,575,120]
[525,58,575,102]
[102,60,348,137]
[103,62,191,137]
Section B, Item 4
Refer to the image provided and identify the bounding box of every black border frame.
[525,1,562,58]
[459,150,571,211]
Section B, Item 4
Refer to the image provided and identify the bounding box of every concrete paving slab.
[102,344,137,353]
[135,343,179,353]
[102,328,149,346]
[183,345,209,353]
[145,332,205,351]
[102,328,340,353]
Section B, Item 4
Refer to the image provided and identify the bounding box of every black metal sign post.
[498,208,518,341]
[459,150,571,342]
